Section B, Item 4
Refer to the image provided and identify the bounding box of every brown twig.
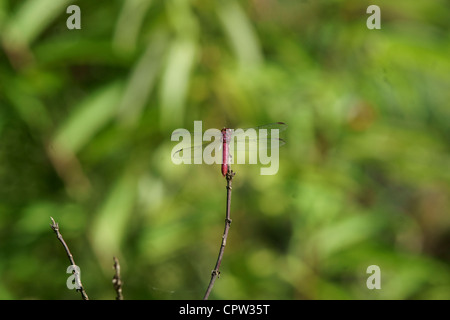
[112,256,124,300]
[203,169,235,300]
[50,217,89,300]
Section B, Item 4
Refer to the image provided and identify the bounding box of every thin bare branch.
[50,217,89,300]
[112,256,124,300]
[203,169,235,300]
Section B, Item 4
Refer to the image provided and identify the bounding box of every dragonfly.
[172,122,287,176]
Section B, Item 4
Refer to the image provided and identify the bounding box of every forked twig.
[112,256,124,300]
[50,217,89,300]
[203,169,235,300]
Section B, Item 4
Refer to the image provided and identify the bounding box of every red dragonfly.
[172,122,287,176]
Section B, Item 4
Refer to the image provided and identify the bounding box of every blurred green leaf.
[118,32,168,126]
[159,36,197,129]
[217,0,263,70]
[113,0,154,55]
[90,169,137,271]
[52,81,123,154]
[2,0,71,47]
[0,0,449,300]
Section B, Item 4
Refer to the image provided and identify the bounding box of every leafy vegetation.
[0,0,449,299]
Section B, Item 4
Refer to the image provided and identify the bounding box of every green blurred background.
[0,0,449,300]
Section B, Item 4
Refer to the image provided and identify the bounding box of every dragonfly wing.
[230,122,287,140]
[172,141,223,160]
[251,122,288,132]
[229,138,286,151]
[172,145,204,160]
[257,138,286,150]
